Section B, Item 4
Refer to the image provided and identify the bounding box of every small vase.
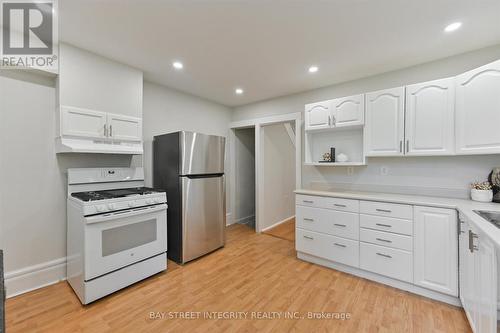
[470,189,493,202]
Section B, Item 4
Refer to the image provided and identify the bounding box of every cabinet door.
[474,232,497,333]
[405,78,455,156]
[456,59,500,155]
[414,206,458,296]
[364,87,405,156]
[107,113,142,142]
[462,221,478,332]
[60,106,107,139]
[304,100,332,131]
[331,94,364,127]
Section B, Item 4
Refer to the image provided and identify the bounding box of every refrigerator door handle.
[184,173,224,179]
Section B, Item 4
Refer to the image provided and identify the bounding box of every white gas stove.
[66,167,167,304]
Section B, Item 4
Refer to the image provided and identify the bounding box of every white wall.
[261,123,295,230]
[141,81,232,214]
[58,43,143,117]
[234,128,255,224]
[0,70,133,297]
[232,44,500,198]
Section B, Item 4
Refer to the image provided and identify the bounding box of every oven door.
[84,204,167,281]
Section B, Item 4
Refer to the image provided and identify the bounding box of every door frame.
[229,112,302,233]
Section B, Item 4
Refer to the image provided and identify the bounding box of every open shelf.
[304,162,366,166]
[304,127,366,166]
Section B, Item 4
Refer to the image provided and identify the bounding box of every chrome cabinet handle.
[332,115,336,126]
[376,238,392,243]
[334,223,346,227]
[376,252,392,259]
[334,243,346,248]
[104,124,107,137]
[469,231,479,252]
[400,140,403,153]
[406,139,409,153]
[303,235,314,240]
[328,115,331,126]
[303,218,314,222]
[376,223,392,228]
[109,125,113,137]
[376,209,392,213]
[334,204,347,208]
[303,200,313,204]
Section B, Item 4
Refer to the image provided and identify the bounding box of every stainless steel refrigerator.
[153,131,226,264]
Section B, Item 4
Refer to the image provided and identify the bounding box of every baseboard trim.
[235,214,255,225]
[297,252,462,307]
[5,257,67,298]
[226,213,234,226]
[261,215,295,232]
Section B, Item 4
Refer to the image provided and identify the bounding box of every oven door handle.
[85,204,167,224]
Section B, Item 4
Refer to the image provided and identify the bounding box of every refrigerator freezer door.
[181,175,226,262]
[180,131,225,175]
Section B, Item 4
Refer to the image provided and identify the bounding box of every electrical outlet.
[347,167,354,176]
[380,166,388,176]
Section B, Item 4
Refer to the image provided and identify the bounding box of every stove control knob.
[96,205,106,212]
[128,201,136,208]
[107,203,115,210]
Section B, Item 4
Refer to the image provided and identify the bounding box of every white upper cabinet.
[413,206,458,296]
[305,100,332,131]
[364,87,405,156]
[61,106,107,139]
[456,59,500,155]
[107,113,142,142]
[331,94,365,127]
[405,78,455,156]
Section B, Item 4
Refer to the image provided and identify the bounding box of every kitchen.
[1,1,500,332]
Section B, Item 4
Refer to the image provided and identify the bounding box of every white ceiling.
[59,0,500,107]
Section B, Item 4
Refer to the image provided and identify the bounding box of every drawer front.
[296,228,359,267]
[296,206,359,240]
[296,194,323,208]
[360,201,412,220]
[360,228,412,251]
[322,197,359,213]
[360,214,413,236]
[360,242,413,283]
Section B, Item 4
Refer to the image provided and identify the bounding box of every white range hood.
[56,137,143,155]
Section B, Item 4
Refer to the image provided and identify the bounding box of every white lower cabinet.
[414,206,458,296]
[296,194,465,306]
[459,217,497,333]
[360,242,413,283]
[296,228,359,267]
[296,206,359,240]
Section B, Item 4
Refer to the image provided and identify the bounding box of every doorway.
[229,112,301,234]
[260,122,296,240]
[233,127,256,229]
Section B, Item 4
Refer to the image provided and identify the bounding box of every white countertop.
[295,189,500,248]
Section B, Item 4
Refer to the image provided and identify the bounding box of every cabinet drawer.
[360,242,413,283]
[322,197,359,213]
[360,214,413,236]
[360,201,412,220]
[296,228,359,267]
[360,228,412,251]
[296,194,323,208]
[296,206,359,240]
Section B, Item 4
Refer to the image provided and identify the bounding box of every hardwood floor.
[6,224,470,333]
[262,218,295,242]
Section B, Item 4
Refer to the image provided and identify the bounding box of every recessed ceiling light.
[172,61,183,70]
[444,22,462,33]
[308,66,319,73]
[235,88,244,95]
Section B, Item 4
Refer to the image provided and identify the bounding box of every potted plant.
[470,181,493,202]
